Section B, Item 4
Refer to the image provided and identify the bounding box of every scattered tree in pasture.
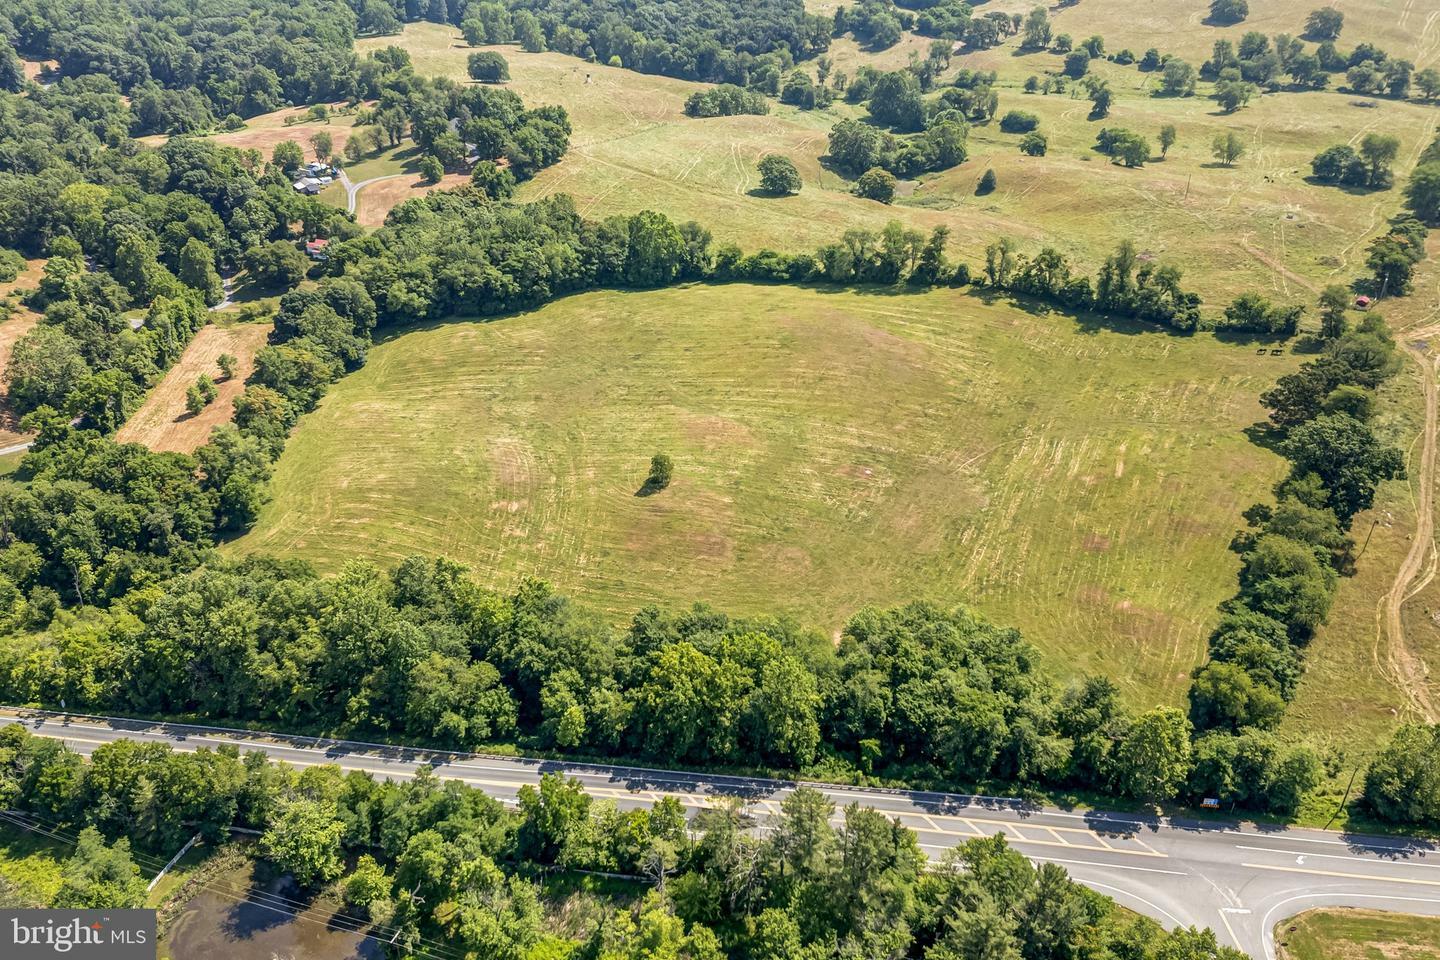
[468,51,510,83]
[217,354,238,380]
[1160,59,1196,96]
[1212,131,1246,166]
[647,453,674,491]
[1305,6,1344,40]
[855,167,896,203]
[1158,124,1177,157]
[1408,163,1440,223]
[1209,0,1249,25]
[757,154,802,195]
[977,168,997,194]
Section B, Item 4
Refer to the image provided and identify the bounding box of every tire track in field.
[1377,338,1440,724]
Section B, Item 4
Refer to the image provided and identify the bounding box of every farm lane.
[4,709,1439,960]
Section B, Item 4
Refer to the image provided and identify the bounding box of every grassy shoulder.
[1277,908,1440,960]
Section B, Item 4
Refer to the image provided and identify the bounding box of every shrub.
[999,110,1039,133]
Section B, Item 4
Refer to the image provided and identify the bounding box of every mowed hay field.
[233,284,1296,705]
[360,22,1435,305]
[1276,909,1440,960]
[115,320,273,454]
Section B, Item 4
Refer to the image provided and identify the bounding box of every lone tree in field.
[645,453,674,492]
[757,154,802,195]
[185,385,206,416]
[977,169,997,194]
[1304,6,1344,40]
[1158,124,1177,158]
[217,353,238,380]
[1208,0,1248,25]
[418,155,444,184]
[854,167,896,203]
[1212,131,1245,166]
[468,51,510,83]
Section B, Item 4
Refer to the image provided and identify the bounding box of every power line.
[0,812,466,960]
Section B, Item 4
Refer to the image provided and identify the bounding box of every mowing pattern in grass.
[360,22,1435,306]
[233,284,1296,706]
[1277,908,1440,960]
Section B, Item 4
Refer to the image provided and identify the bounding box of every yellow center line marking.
[1045,827,1071,845]
[1242,862,1440,888]
[1093,833,1115,850]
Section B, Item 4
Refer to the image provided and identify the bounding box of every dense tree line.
[0,0,366,135]
[0,724,1248,959]
[0,545,1320,818]
[422,0,832,87]
[1182,302,1406,796]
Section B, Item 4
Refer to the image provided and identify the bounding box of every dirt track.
[1378,327,1440,724]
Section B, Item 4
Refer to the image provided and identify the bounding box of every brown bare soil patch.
[354,172,468,227]
[116,321,273,454]
[0,258,47,447]
[22,60,57,81]
[211,110,358,161]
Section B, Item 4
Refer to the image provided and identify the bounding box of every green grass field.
[1276,908,1440,960]
[360,21,1435,307]
[232,283,1296,706]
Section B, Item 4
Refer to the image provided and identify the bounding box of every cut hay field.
[231,283,1297,707]
[360,22,1434,308]
[1276,908,1440,960]
[116,320,273,454]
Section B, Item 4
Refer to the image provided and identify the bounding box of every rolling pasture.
[233,283,1297,706]
[360,20,1435,306]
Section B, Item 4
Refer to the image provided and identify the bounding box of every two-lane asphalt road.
[3,709,1437,959]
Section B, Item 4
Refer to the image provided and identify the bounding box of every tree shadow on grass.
[1242,421,1288,456]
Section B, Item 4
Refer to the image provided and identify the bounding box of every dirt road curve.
[1380,334,1440,723]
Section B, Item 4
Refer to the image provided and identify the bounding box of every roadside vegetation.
[0,721,1250,959]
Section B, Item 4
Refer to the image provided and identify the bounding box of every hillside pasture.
[233,283,1296,706]
[360,22,1434,308]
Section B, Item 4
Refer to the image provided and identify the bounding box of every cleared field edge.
[115,321,273,454]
